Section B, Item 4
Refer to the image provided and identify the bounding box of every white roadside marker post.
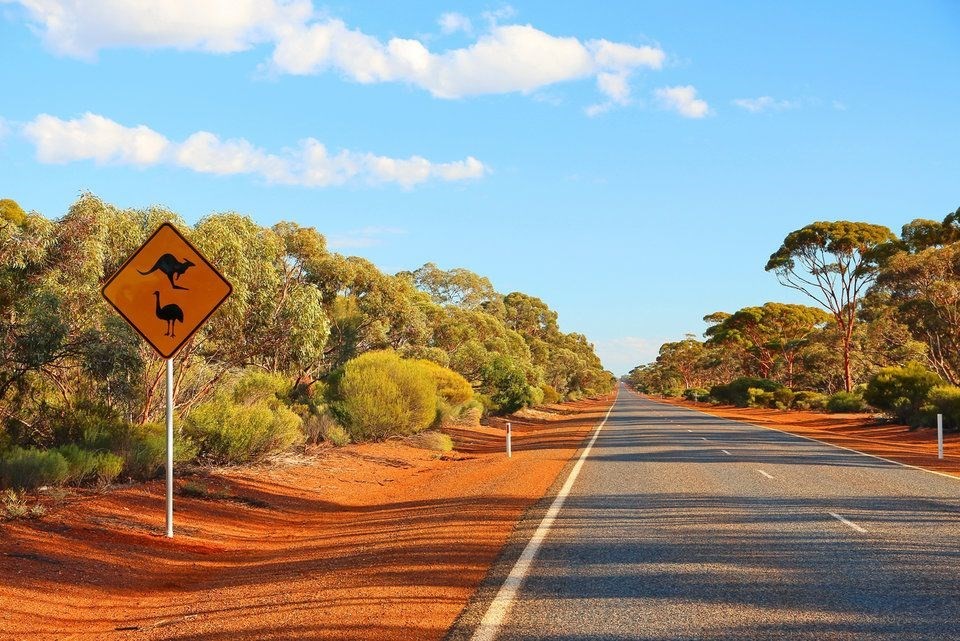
[506,421,512,458]
[166,358,174,538]
[938,413,944,460]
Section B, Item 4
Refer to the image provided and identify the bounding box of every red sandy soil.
[648,393,960,479]
[0,394,613,641]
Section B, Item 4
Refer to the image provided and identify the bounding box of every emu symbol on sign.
[153,291,184,338]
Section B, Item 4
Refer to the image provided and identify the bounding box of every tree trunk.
[842,331,853,392]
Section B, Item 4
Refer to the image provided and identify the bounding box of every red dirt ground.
[648,393,960,479]
[0,395,613,641]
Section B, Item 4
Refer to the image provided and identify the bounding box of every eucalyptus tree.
[705,302,831,387]
[766,221,895,391]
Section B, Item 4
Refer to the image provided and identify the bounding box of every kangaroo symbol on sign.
[139,254,195,290]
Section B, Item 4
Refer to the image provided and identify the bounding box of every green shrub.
[661,388,683,398]
[826,391,868,413]
[334,350,438,441]
[864,362,943,424]
[124,423,198,480]
[54,444,123,485]
[322,422,351,447]
[792,391,828,411]
[409,431,454,452]
[710,378,782,407]
[482,355,535,413]
[415,359,474,405]
[0,447,69,490]
[540,384,561,405]
[232,370,289,406]
[683,388,710,402]
[772,387,795,410]
[184,398,303,464]
[747,388,776,408]
[927,385,960,429]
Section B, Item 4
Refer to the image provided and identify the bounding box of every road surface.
[451,385,960,640]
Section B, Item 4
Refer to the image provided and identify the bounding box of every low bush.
[927,385,960,430]
[826,391,868,413]
[0,447,69,490]
[124,423,198,480]
[409,431,454,452]
[792,391,828,411]
[683,388,710,402]
[864,362,943,424]
[772,388,795,410]
[334,350,438,441]
[185,398,303,464]
[711,378,782,407]
[54,444,123,485]
[322,422,351,447]
[540,384,561,405]
[747,388,776,408]
[232,370,289,406]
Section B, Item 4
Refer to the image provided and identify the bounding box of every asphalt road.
[455,385,960,641]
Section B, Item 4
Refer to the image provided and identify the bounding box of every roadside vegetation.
[0,195,614,494]
[630,208,960,431]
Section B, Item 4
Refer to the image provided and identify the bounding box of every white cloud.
[654,85,710,118]
[23,112,170,165]
[438,12,472,35]
[10,0,313,59]
[732,95,796,113]
[21,112,488,188]
[10,2,668,110]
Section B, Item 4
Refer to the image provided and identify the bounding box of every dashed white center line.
[701,437,709,441]
[756,469,774,479]
[829,512,868,533]
[687,429,693,433]
[721,449,731,456]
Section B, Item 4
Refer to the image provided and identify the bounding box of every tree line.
[629,208,960,427]
[0,194,614,494]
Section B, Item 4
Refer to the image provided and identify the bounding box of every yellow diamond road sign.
[102,223,232,359]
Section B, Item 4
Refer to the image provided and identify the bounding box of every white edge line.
[469,389,619,641]
[636,391,960,484]
[756,469,774,479]
[721,449,731,455]
[829,511,868,533]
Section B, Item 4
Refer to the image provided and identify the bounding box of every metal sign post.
[166,358,174,537]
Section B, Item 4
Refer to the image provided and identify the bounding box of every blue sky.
[1,1,958,375]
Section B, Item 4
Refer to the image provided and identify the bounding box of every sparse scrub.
[540,384,561,405]
[54,444,123,485]
[124,423,198,480]
[711,378,782,408]
[0,447,69,490]
[864,362,943,425]
[2,489,29,519]
[410,431,454,453]
[334,350,438,441]
[826,391,868,413]
[926,385,960,430]
[792,391,828,411]
[185,398,303,464]
[683,388,710,402]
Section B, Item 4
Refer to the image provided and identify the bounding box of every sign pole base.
[166,358,174,538]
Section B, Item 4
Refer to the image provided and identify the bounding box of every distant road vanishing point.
[452,384,960,641]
